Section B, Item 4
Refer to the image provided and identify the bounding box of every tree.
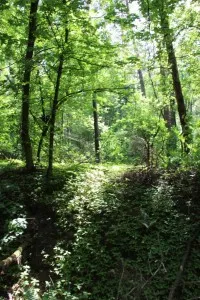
[47,26,69,177]
[21,0,39,170]
[137,0,191,152]
[93,92,100,163]
[0,0,199,166]
[159,9,190,152]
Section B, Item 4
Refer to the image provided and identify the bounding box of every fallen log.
[0,246,23,273]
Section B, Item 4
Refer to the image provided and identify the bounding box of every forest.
[0,0,200,299]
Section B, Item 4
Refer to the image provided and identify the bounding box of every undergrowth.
[0,160,199,299]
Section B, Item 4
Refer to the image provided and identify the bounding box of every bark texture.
[21,0,39,170]
[138,69,146,97]
[160,12,190,152]
[160,66,176,129]
[93,92,100,163]
[47,28,69,177]
[37,122,50,163]
[0,247,23,272]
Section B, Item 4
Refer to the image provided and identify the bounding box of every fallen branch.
[168,228,200,300]
[0,246,23,273]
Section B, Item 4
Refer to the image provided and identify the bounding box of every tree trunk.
[124,1,146,99]
[21,0,39,170]
[47,28,69,177]
[160,66,176,129]
[148,69,158,99]
[137,69,146,97]
[46,55,64,177]
[160,14,190,153]
[37,123,49,163]
[36,76,50,164]
[163,105,176,129]
[93,92,100,163]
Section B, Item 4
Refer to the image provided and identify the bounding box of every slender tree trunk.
[21,0,39,170]
[46,54,64,177]
[137,69,146,97]
[93,92,100,163]
[124,1,146,99]
[37,123,49,163]
[160,13,190,153]
[47,28,69,177]
[125,0,129,10]
[36,76,50,164]
[146,141,150,167]
[160,66,176,129]
[148,69,158,99]
[163,105,176,129]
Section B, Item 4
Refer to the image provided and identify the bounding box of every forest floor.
[0,160,200,299]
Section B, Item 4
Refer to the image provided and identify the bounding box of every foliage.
[0,0,199,167]
[101,96,169,165]
[0,0,200,298]
[41,165,199,299]
[0,161,199,298]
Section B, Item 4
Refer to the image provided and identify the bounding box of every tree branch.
[0,246,23,273]
[168,228,200,300]
[57,86,134,108]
